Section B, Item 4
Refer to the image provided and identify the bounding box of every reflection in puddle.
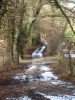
[40,65,50,71]
[41,71,58,80]
[48,95,75,100]
[10,64,75,100]
[6,94,75,100]
[51,79,73,86]
[13,65,74,88]
[36,92,75,100]
[14,75,27,80]
[12,65,51,82]
[6,96,31,100]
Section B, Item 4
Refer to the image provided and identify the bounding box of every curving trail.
[0,57,75,100]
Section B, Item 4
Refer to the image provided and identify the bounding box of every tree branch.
[50,0,75,34]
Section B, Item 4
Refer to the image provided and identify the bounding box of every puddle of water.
[46,95,75,100]
[36,92,75,100]
[41,71,58,81]
[12,65,50,82]
[41,71,75,88]
[6,96,31,100]
[14,75,27,80]
[40,65,50,71]
[27,65,38,69]
[51,79,71,86]
[12,64,75,89]
[27,64,58,81]
[5,64,75,100]
[6,93,75,100]
[13,75,35,82]
[6,94,75,100]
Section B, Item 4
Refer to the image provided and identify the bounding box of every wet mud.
[0,59,75,100]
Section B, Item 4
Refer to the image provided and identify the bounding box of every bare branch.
[50,0,75,34]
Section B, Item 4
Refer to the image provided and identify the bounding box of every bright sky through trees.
[59,0,75,10]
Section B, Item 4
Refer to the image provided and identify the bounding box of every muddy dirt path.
[0,57,75,100]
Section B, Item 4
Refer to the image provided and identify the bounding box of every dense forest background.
[0,0,75,75]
